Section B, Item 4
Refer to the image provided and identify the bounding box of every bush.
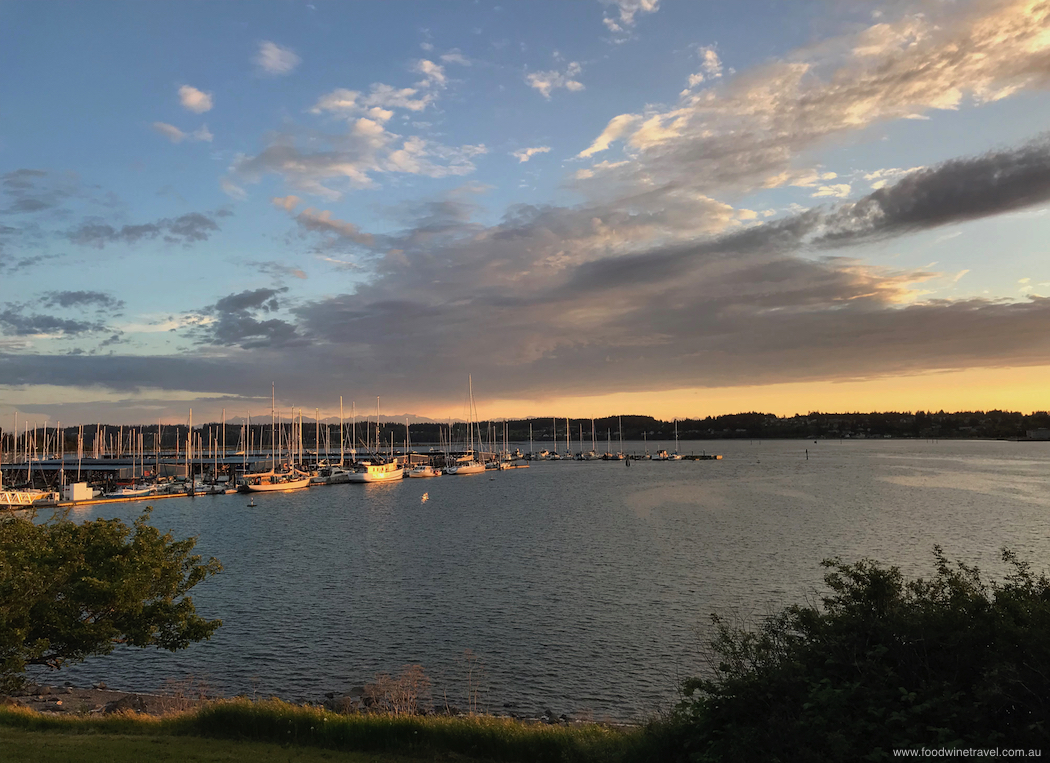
[0,508,222,693]
[652,547,1050,762]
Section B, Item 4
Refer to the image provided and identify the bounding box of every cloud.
[1,168,79,214]
[271,195,301,212]
[819,137,1050,244]
[178,85,213,113]
[255,40,301,75]
[67,211,223,248]
[152,122,213,143]
[512,146,552,163]
[526,62,584,99]
[440,49,470,66]
[0,310,107,337]
[229,126,486,199]
[190,287,306,349]
[575,0,1050,197]
[686,46,722,87]
[293,208,375,246]
[251,260,309,282]
[41,291,125,311]
[600,0,659,34]
[811,184,852,199]
[414,59,446,87]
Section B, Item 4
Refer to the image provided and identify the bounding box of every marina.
[17,438,1050,721]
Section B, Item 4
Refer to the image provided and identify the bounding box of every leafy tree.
[0,508,222,693]
[648,548,1050,762]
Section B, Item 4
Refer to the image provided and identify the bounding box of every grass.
[0,699,650,763]
[0,727,436,763]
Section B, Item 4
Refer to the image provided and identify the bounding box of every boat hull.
[347,468,405,483]
[448,462,485,475]
[244,477,312,492]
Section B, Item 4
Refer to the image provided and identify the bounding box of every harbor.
[1,406,721,509]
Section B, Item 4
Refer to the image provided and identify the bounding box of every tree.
[0,507,222,693]
[651,548,1050,762]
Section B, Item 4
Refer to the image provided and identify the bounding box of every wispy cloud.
[512,146,552,163]
[152,122,213,143]
[600,0,659,35]
[576,0,1050,199]
[526,62,584,99]
[255,40,301,75]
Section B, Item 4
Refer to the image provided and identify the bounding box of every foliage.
[0,699,643,763]
[652,547,1050,762]
[364,664,431,716]
[0,508,222,693]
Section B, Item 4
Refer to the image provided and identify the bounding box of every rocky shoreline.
[3,681,205,716]
[3,682,614,726]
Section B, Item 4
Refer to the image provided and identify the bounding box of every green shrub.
[0,508,222,692]
[651,547,1050,762]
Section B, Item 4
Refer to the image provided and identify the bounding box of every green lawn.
[0,727,470,762]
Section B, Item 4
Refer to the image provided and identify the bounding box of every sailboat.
[349,397,405,482]
[447,376,486,475]
[242,384,312,492]
[669,419,683,460]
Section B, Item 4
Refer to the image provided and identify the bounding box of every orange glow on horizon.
[429,365,1050,421]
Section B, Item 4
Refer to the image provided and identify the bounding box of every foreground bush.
[650,547,1050,762]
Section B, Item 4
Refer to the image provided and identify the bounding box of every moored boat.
[347,460,404,482]
[408,464,441,478]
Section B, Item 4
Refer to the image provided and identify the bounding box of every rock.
[94,681,107,690]
[103,695,147,714]
[322,695,360,714]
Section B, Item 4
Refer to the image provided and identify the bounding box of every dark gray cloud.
[192,287,306,350]
[41,290,125,311]
[67,211,222,248]
[0,252,63,274]
[821,138,1050,244]
[1,169,76,215]
[213,287,286,314]
[0,310,106,337]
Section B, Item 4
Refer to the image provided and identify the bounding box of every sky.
[2,0,1050,426]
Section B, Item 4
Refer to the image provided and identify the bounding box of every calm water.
[41,439,1050,720]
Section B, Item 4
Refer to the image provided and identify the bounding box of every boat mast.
[468,376,475,457]
[188,408,193,495]
[271,383,276,473]
[339,397,344,466]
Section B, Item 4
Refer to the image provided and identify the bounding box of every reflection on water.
[45,439,1050,720]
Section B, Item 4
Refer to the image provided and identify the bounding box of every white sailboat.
[242,384,312,492]
[448,375,486,475]
[669,419,683,460]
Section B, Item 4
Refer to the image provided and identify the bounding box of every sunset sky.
[2,0,1050,425]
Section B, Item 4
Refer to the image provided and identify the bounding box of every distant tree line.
[3,409,1050,454]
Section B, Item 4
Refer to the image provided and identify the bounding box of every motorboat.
[347,460,404,483]
[407,464,441,478]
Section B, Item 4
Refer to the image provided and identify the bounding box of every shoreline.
[3,682,631,727]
